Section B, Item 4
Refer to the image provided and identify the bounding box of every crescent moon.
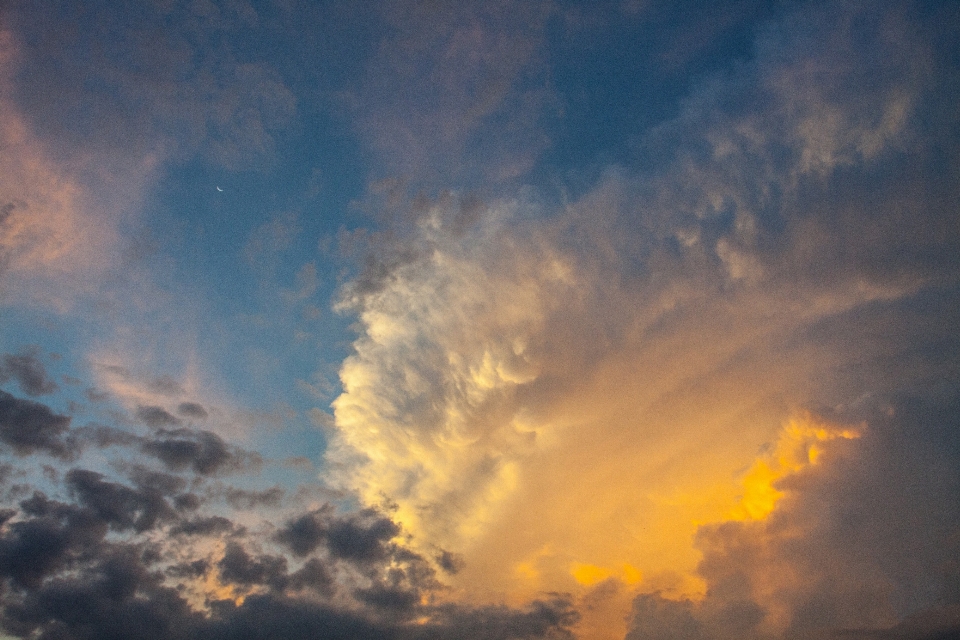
[216,186,223,192]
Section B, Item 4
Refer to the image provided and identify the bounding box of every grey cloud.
[275,506,400,563]
[625,595,715,640]
[217,541,288,591]
[435,549,465,574]
[0,490,577,640]
[66,469,176,533]
[136,405,182,428]
[170,515,238,537]
[73,423,140,448]
[223,484,284,509]
[0,349,58,396]
[148,375,185,397]
[287,557,333,594]
[621,389,960,640]
[126,466,188,497]
[424,597,580,640]
[0,492,108,589]
[0,390,72,459]
[141,428,262,475]
[177,401,208,419]
[173,492,202,512]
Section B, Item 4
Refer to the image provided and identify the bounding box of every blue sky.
[1,1,959,639]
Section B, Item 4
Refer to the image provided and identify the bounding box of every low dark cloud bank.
[0,387,577,639]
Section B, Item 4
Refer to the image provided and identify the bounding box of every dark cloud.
[136,405,182,428]
[625,595,706,640]
[0,492,107,589]
[126,466,188,497]
[287,557,333,594]
[0,390,72,459]
[1,546,204,640]
[170,515,238,537]
[172,492,202,512]
[274,505,331,557]
[204,594,396,640]
[0,484,577,640]
[223,485,284,509]
[177,401,208,419]
[217,541,288,591]
[65,469,176,533]
[73,423,140,448]
[435,549,465,574]
[149,375,185,396]
[275,506,400,563]
[424,597,580,640]
[141,428,261,475]
[0,349,58,396]
[327,509,401,563]
[355,582,419,614]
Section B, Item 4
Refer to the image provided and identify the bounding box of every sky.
[0,1,959,639]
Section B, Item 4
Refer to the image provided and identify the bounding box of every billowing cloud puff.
[326,2,960,638]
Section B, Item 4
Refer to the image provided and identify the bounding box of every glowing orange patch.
[571,563,612,586]
[728,414,861,521]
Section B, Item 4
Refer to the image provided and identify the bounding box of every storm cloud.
[0,0,957,639]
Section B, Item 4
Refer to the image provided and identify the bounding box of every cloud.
[325,3,960,638]
[170,515,239,538]
[0,348,58,396]
[65,469,176,533]
[0,390,72,459]
[137,405,183,428]
[1,1,957,639]
[0,374,578,640]
[275,505,401,563]
[178,402,209,420]
[623,394,960,640]
[217,541,288,591]
[140,428,262,476]
[222,485,285,510]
